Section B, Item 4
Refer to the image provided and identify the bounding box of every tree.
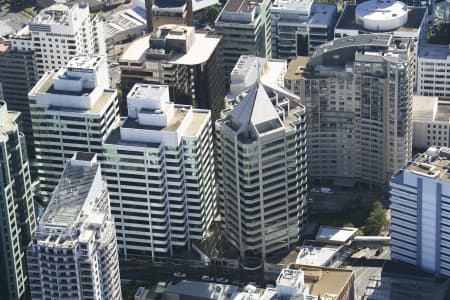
[206,6,220,24]
[362,201,388,235]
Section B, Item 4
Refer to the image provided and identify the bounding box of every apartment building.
[390,146,450,276]
[215,0,272,75]
[102,83,215,259]
[120,24,226,119]
[28,55,120,200]
[417,44,450,97]
[215,82,307,263]
[0,102,36,300]
[285,34,414,186]
[271,0,337,60]
[27,152,121,300]
[11,3,105,77]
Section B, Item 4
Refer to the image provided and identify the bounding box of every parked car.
[216,277,229,283]
[173,272,186,278]
[202,275,214,281]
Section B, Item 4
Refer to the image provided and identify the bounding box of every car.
[173,272,186,278]
[216,277,229,283]
[202,275,214,281]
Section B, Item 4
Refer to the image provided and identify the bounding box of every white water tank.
[356,0,408,31]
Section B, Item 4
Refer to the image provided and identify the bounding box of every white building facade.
[102,83,216,259]
[216,82,307,262]
[390,146,450,276]
[28,55,120,200]
[27,152,122,300]
[11,3,106,77]
[412,96,450,149]
[417,44,450,98]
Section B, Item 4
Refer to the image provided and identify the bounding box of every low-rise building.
[162,266,354,300]
[417,44,450,98]
[412,96,450,149]
[271,0,338,60]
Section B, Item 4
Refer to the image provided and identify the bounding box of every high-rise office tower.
[215,82,307,262]
[120,24,226,119]
[215,0,272,76]
[27,152,122,300]
[11,3,106,77]
[285,34,414,187]
[390,146,450,276]
[0,101,36,300]
[102,83,215,259]
[0,40,37,161]
[271,0,338,60]
[28,55,120,200]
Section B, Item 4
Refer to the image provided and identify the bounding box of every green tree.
[206,6,220,24]
[362,201,388,235]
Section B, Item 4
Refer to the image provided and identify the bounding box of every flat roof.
[285,56,309,80]
[32,71,116,115]
[336,4,426,33]
[303,266,353,299]
[120,32,220,65]
[223,0,263,13]
[412,95,438,123]
[163,281,239,298]
[315,226,358,244]
[128,83,169,101]
[67,55,104,70]
[419,44,450,60]
[296,243,340,266]
[406,147,450,182]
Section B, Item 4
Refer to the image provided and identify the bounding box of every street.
[350,247,390,299]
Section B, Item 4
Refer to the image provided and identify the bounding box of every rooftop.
[40,155,99,228]
[336,4,426,33]
[419,43,450,60]
[404,146,450,182]
[30,70,116,115]
[302,266,354,299]
[223,0,264,13]
[315,226,358,244]
[31,3,85,26]
[272,1,337,26]
[120,29,221,65]
[312,34,392,59]
[272,0,313,13]
[67,55,104,70]
[296,242,341,266]
[0,102,20,144]
[163,281,239,298]
[412,95,438,123]
[285,56,309,80]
